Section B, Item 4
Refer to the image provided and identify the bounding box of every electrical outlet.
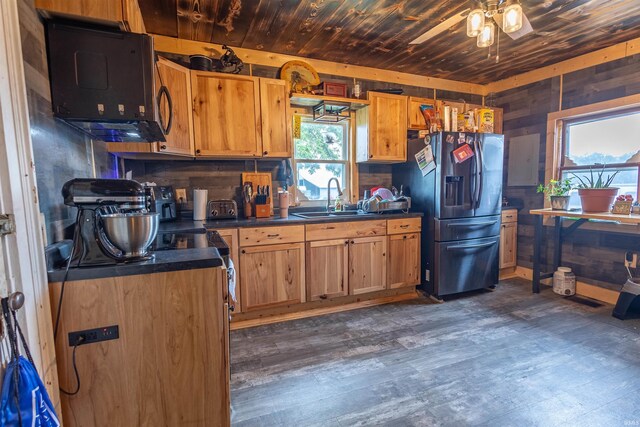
[625,252,638,268]
[175,188,187,203]
[68,325,119,347]
[425,269,430,281]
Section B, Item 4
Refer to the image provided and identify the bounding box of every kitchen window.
[560,109,640,209]
[293,118,350,203]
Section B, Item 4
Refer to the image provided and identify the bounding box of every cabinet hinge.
[0,214,15,236]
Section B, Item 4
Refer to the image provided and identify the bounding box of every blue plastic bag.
[0,296,61,426]
[0,356,60,426]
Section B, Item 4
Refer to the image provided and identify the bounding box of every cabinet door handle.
[403,235,407,239]
[196,149,201,155]
[345,240,349,245]
[267,234,280,238]
[350,240,355,244]
[400,224,410,228]
[241,249,246,254]
[160,144,167,150]
[263,151,268,155]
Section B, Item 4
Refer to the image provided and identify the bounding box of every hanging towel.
[227,258,237,310]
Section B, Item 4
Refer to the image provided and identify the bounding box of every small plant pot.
[549,195,570,211]
[578,188,619,213]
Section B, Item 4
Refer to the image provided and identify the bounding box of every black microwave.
[45,22,170,143]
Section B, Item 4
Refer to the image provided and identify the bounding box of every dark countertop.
[48,247,224,283]
[159,211,424,233]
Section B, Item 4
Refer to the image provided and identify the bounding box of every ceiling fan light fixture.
[466,7,485,37]
[477,22,495,47]
[503,1,524,33]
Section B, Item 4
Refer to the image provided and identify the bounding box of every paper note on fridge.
[415,144,436,176]
[452,144,474,164]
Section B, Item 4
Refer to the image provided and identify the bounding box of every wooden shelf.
[289,93,369,109]
[530,208,640,225]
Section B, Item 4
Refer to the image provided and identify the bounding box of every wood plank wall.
[495,53,640,290]
[19,0,117,244]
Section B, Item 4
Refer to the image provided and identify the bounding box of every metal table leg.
[553,216,563,272]
[532,214,543,293]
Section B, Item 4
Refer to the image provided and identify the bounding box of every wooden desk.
[529,208,640,293]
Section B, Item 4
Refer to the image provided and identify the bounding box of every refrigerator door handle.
[446,241,498,251]
[476,137,484,209]
[446,220,498,228]
[472,138,480,208]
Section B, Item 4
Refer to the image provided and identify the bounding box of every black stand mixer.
[62,179,159,266]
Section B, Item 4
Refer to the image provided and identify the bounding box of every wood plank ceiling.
[139,0,640,84]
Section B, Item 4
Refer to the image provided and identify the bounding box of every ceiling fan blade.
[409,9,470,45]
[494,11,534,40]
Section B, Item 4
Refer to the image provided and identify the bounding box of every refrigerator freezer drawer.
[433,236,499,296]
[434,215,501,241]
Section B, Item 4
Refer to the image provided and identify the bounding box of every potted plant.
[537,178,573,210]
[571,166,620,213]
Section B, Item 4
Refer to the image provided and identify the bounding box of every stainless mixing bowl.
[100,212,160,257]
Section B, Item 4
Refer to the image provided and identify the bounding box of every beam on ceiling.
[152,34,487,96]
[485,37,640,94]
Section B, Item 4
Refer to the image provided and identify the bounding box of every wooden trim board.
[231,288,420,329]
[511,266,620,305]
[152,34,486,96]
[485,36,640,94]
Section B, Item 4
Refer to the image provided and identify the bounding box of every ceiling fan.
[409,0,533,47]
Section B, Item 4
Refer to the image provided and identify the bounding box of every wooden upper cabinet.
[240,243,305,311]
[306,239,349,301]
[349,236,387,295]
[191,71,262,158]
[35,0,146,33]
[388,233,421,289]
[408,96,435,130]
[155,58,194,156]
[260,79,292,158]
[356,92,408,163]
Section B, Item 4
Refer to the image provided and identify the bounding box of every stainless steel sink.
[292,211,370,219]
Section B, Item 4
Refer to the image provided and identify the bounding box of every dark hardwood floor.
[230,279,640,426]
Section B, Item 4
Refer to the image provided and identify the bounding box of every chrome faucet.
[326,177,343,212]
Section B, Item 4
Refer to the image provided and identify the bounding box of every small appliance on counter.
[207,200,238,220]
[147,185,177,222]
[62,178,159,266]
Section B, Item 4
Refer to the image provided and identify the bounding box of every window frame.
[559,107,640,200]
[545,93,640,232]
[292,116,352,206]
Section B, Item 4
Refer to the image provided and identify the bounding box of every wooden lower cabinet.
[49,267,230,427]
[349,236,387,295]
[240,243,305,311]
[499,222,517,268]
[388,233,421,288]
[306,239,349,301]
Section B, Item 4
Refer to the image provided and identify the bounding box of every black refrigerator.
[393,132,504,297]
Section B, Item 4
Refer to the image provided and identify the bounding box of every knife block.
[255,204,271,218]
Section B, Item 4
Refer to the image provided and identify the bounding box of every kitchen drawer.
[502,209,518,223]
[434,215,501,242]
[239,225,304,247]
[305,220,386,241]
[387,217,422,235]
